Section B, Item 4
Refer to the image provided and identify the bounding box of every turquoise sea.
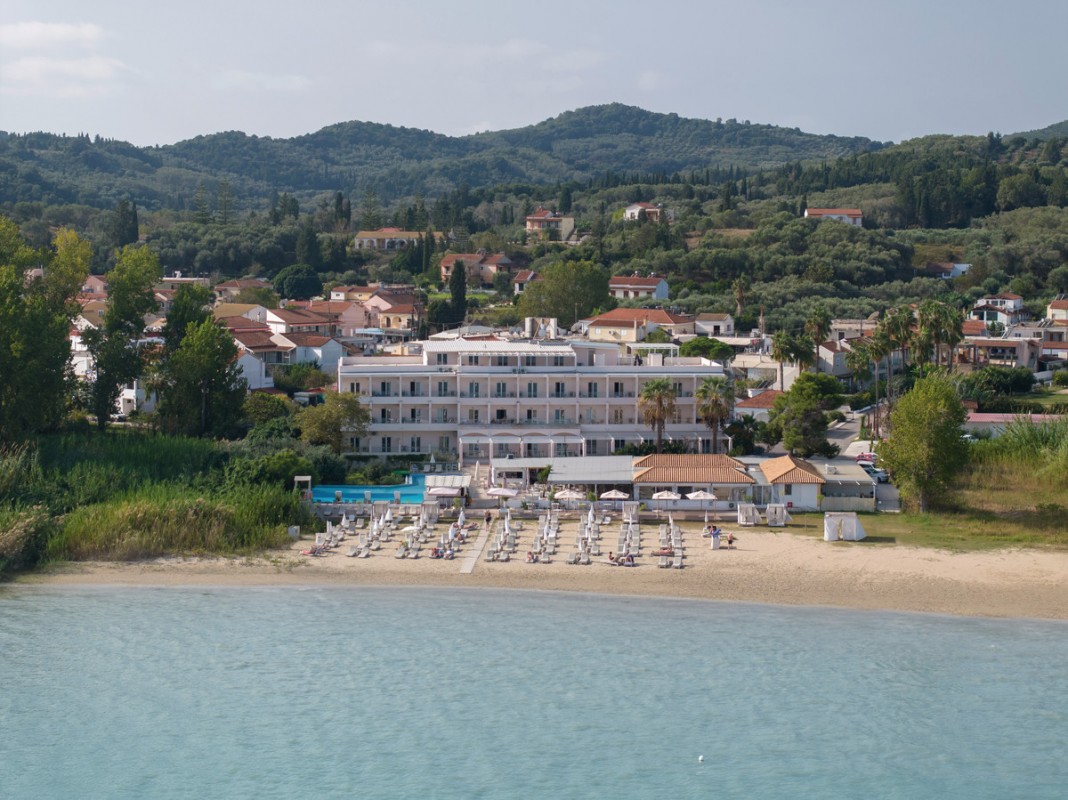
[2,586,1067,799]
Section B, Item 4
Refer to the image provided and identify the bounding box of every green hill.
[1007,119,1068,141]
[0,104,885,211]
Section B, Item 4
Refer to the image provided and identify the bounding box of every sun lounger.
[659,556,670,568]
[358,545,370,558]
[485,550,497,562]
[580,553,591,566]
[672,554,683,569]
[346,546,359,557]
[395,548,407,559]
[498,551,510,562]
[567,552,578,565]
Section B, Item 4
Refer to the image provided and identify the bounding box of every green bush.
[1053,370,1068,388]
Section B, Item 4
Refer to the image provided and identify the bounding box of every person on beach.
[727,532,735,549]
[484,511,492,529]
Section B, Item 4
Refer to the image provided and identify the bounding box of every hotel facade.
[336,337,727,463]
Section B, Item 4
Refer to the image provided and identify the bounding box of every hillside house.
[924,262,971,280]
[513,270,539,295]
[439,252,513,287]
[971,293,1025,327]
[623,202,663,222]
[695,313,735,337]
[608,274,669,301]
[213,278,273,303]
[524,208,575,241]
[804,208,863,227]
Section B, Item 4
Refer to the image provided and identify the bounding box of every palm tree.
[940,302,964,372]
[638,378,677,454]
[695,376,732,454]
[791,333,816,373]
[845,340,873,392]
[770,331,792,391]
[731,277,749,318]
[916,299,944,375]
[804,306,832,374]
[867,328,893,442]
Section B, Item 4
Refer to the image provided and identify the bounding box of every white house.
[623,202,663,222]
[608,274,669,301]
[695,313,735,337]
[804,208,863,227]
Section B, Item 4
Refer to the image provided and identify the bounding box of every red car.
[854,452,878,464]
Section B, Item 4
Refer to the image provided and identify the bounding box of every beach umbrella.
[384,507,393,523]
[487,487,518,497]
[651,489,681,516]
[599,489,629,500]
[555,488,584,501]
[686,489,717,524]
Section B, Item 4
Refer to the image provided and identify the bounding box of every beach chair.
[485,549,497,562]
[672,554,683,569]
[567,552,578,565]
[395,548,407,559]
[659,555,670,569]
[580,552,591,566]
[498,551,510,562]
[358,545,371,558]
[540,552,551,564]
[346,546,359,557]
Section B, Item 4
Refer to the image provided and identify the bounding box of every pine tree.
[216,180,234,225]
[193,182,212,225]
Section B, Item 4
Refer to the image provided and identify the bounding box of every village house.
[155,273,211,292]
[971,292,1026,328]
[924,262,972,280]
[803,208,863,227]
[213,277,273,303]
[758,454,826,511]
[513,270,538,295]
[1048,296,1068,323]
[329,284,379,303]
[352,228,435,250]
[817,339,852,378]
[264,307,332,336]
[607,274,669,301]
[734,389,784,423]
[524,208,575,241]
[694,312,735,337]
[439,252,513,287]
[623,202,663,222]
[586,308,695,344]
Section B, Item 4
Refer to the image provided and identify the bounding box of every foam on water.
[2,586,1067,799]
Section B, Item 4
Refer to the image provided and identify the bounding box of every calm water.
[2,587,1067,799]
[312,472,427,504]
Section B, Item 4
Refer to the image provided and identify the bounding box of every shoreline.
[15,524,1068,620]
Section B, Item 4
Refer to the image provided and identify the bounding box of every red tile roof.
[608,275,667,288]
[806,208,862,217]
[589,308,692,326]
[736,390,783,409]
[1049,299,1068,311]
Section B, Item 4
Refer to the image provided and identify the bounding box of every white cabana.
[824,512,867,541]
[737,503,762,526]
[766,504,792,527]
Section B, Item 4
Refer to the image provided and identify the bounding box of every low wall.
[822,496,877,513]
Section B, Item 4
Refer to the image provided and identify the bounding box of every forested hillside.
[0,104,884,211]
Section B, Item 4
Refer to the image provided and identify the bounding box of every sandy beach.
[19,520,1068,620]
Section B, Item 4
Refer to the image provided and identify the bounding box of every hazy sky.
[1,0,1064,146]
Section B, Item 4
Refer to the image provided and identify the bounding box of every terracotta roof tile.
[760,454,825,485]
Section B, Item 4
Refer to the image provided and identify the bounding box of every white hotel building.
[336,337,727,463]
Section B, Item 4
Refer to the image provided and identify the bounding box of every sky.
[0,0,1065,147]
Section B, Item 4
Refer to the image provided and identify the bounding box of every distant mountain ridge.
[0,103,892,211]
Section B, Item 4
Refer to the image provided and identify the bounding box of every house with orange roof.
[513,269,539,295]
[632,454,755,509]
[439,252,514,287]
[329,284,379,303]
[213,277,273,303]
[803,208,863,227]
[1048,296,1068,322]
[607,273,669,301]
[759,454,826,510]
[734,389,784,422]
[587,308,695,343]
[524,208,575,241]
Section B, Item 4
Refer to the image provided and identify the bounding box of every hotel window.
[348,382,360,394]
[438,435,450,452]
[527,382,538,398]
[495,381,507,397]
[468,382,480,398]
[496,409,508,421]
[554,381,566,397]
[468,409,479,423]
[611,409,623,424]
[553,355,565,366]
[380,409,391,423]
[379,381,391,396]
[410,436,421,453]
[673,382,683,395]
[554,409,566,422]
[381,436,392,453]
[588,440,598,455]
[612,381,624,397]
[437,408,448,423]
[409,409,421,422]
[495,355,508,366]
[526,409,537,421]
[524,355,536,367]
[587,382,598,398]
[437,380,449,397]
[467,355,479,365]
[436,353,448,365]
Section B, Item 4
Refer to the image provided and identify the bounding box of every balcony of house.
[369,417,458,428]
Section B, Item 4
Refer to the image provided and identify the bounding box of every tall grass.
[969,418,1068,490]
[47,483,312,561]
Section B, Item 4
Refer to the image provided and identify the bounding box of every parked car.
[860,462,889,483]
[854,452,878,464]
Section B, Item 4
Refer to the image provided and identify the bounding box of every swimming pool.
[311,473,428,504]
